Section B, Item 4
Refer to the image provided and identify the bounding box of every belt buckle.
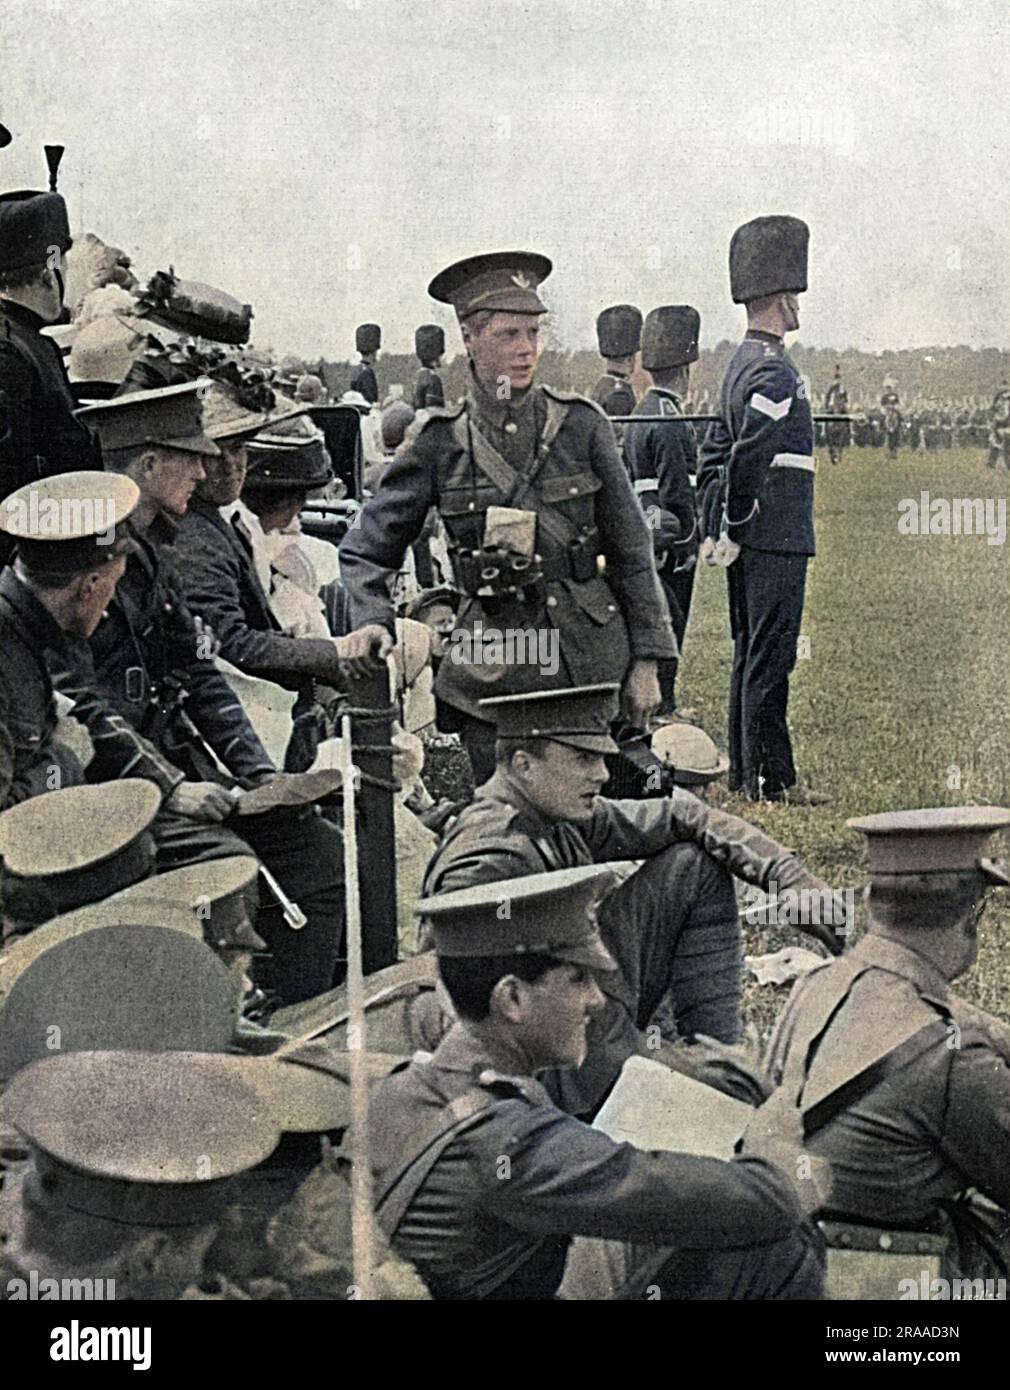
[124,666,146,703]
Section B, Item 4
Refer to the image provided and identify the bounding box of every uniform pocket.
[538,471,602,505]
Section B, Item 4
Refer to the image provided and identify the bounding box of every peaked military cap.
[479,682,620,755]
[0,780,160,915]
[236,768,344,817]
[651,723,729,786]
[417,864,618,971]
[847,806,1010,884]
[245,411,333,489]
[0,469,139,575]
[428,250,552,319]
[415,323,445,362]
[0,899,203,1008]
[3,1051,281,1223]
[641,305,701,371]
[729,215,809,304]
[77,380,220,456]
[0,922,240,1080]
[355,322,381,354]
[105,854,266,954]
[596,304,643,359]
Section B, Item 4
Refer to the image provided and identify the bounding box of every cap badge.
[511,272,532,289]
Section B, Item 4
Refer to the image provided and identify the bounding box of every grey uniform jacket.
[370,1023,809,1299]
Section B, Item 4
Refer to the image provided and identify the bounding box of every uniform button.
[467,501,476,511]
[606,604,616,612]
[163,602,172,613]
[569,485,579,495]
[504,422,518,435]
[531,727,540,735]
[878,1234,893,1251]
[546,596,557,608]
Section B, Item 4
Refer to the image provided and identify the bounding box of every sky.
[4,0,1008,357]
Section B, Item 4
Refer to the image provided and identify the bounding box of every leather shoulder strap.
[373,1088,495,1239]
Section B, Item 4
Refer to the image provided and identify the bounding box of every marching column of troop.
[0,146,1008,1302]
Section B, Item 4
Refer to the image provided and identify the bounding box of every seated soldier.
[756,807,1010,1285]
[370,865,826,1300]
[53,386,383,1006]
[423,683,846,1114]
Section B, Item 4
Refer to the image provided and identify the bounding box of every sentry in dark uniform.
[338,252,674,782]
[591,304,642,431]
[823,364,850,465]
[50,386,347,1007]
[756,807,1010,1286]
[0,149,101,561]
[413,323,446,410]
[697,215,822,803]
[369,865,826,1300]
[422,683,845,1115]
[625,305,701,717]
[349,323,380,404]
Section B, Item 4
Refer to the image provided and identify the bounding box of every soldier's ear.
[489,974,525,1024]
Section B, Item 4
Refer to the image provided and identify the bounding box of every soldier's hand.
[167,781,240,823]
[336,623,395,679]
[621,659,661,727]
[700,535,718,566]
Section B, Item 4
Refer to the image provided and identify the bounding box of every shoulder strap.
[802,1016,951,1140]
[373,1088,495,1239]
[451,397,581,550]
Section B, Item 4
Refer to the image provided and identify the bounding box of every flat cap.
[0,779,159,914]
[730,215,809,304]
[415,323,445,362]
[0,922,240,1080]
[429,250,552,320]
[418,865,618,971]
[0,469,139,575]
[641,305,701,371]
[3,1051,281,1221]
[847,806,1010,884]
[355,323,381,354]
[596,304,643,359]
[77,380,220,456]
[245,411,333,489]
[651,723,729,786]
[479,682,620,755]
[0,189,71,272]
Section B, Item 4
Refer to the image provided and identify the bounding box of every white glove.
[713,533,741,567]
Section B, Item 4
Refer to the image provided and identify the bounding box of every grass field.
[679,446,1010,1039]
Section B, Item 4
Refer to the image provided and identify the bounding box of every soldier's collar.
[853,934,951,1009]
[468,369,536,430]
[650,386,682,405]
[744,329,784,348]
[2,566,72,654]
[149,509,180,546]
[431,1022,537,1084]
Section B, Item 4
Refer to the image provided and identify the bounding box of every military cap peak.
[847,805,1010,882]
[0,469,139,541]
[428,250,552,319]
[479,682,620,754]
[77,380,221,456]
[417,864,619,972]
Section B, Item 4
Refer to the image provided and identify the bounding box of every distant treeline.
[306,342,1009,409]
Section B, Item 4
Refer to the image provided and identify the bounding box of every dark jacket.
[624,386,699,567]
[370,1023,807,1299]
[172,499,345,689]
[0,566,180,809]
[412,367,444,411]
[697,331,815,555]
[764,934,1010,1230]
[339,380,676,718]
[349,362,378,405]
[0,301,102,563]
[74,516,274,785]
